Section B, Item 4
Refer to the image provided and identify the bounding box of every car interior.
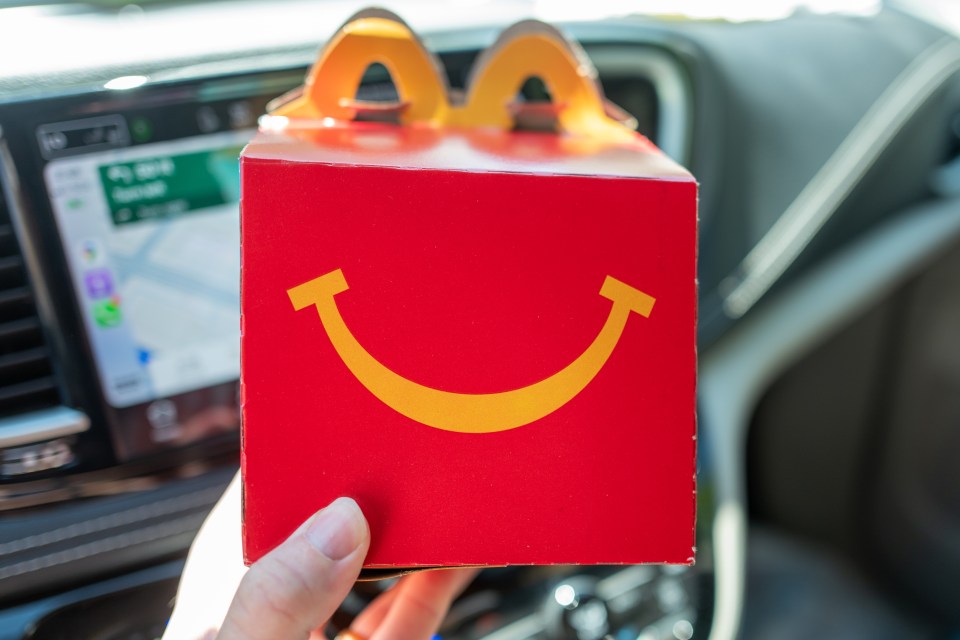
[0,1,958,639]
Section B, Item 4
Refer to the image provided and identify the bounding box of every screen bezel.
[0,70,303,463]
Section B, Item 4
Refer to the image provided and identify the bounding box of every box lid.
[244,122,694,181]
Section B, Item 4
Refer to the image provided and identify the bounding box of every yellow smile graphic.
[287,269,655,433]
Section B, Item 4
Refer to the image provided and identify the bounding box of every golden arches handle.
[453,21,631,141]
[270,9,449,125]
[269,9,634,141]
[287,269,655,434]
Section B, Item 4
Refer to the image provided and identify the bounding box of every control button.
[655,578,688,613]
[130,116,154,143]
[1,439,75,476]
[41,130,68,153]
[672,619,694,640]
[196,106,220,133]
[146,399,177,429]
[147,399,182,443]
[228,101,254,128]
[543,577,611,640]
[36,115,130,159]
[566,597,609,640]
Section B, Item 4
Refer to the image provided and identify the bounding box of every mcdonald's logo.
[288,269,655,433]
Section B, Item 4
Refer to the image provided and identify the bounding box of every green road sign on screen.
[98,146,242,226]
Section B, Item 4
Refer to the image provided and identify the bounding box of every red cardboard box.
[241,11,697,570]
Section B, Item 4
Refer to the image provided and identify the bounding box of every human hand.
[162,473,477,640]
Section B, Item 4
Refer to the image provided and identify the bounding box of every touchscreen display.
[45,130,250,409]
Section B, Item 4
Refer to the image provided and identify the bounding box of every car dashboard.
[1,2,959,639]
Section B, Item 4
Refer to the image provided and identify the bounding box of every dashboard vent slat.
[0,177,61,419]
[0,377,58,406]
[0,317,41,343]
[0,255,24,292]
[0,225,16,257]
[0,287,33,322]
[0,255,22,270]
[0,347,51,385]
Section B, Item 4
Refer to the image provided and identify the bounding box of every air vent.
[0,182,59,418]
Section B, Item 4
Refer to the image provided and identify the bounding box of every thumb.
[217,498,370,640]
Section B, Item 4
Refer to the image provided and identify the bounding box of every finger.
[218,498,370,640]
[162,473,246,640]
[368,568,479,640]
[345,585,400,638]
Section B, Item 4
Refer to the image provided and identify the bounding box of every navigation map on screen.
[45,130,250,408]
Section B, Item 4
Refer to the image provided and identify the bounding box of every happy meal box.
[240,9,697,571]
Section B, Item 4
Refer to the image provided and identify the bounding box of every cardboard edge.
[358,560,696,582]
[358,566,484,581]
[691,179,701,566]
[239,146,695,183]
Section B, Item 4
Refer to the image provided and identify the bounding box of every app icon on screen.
[84,269,114,299]
[78,239,104,266]
[92,297,123,328]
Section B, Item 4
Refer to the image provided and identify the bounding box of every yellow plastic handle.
[271,9,450,125]
[271,9,634,141]
[453,21,632,141]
